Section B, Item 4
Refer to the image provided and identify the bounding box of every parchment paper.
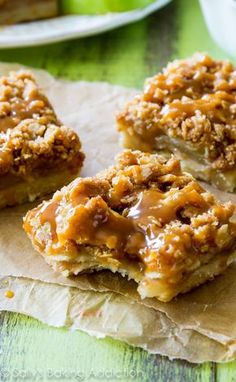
[0,63,235,363]
[0,276,230,363]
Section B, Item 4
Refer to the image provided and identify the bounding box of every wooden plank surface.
[0,0,235,381]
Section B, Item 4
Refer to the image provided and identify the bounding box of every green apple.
[59,0,155,15]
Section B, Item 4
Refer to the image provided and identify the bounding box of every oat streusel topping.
[0,70,84,177]
[24,150,236,290]
[117,53,236,170]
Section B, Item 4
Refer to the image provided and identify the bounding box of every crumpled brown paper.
[0,63,235,363]
[0,276,230,363]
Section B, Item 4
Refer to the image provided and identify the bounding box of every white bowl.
[199,0,236,57]
[0,0,172,48]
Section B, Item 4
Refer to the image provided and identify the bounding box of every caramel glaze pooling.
[24,151,236,285]
[117,53,236,170]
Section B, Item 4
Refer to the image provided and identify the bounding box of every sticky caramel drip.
[127,185,207,226]
[42,182,212,274]
[40,202,59,242]
[57,196,136,254]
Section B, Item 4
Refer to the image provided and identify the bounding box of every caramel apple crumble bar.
[117,53,236,192]
[0,0,58,24]
[24,150,236,302]
[0,70,84,209]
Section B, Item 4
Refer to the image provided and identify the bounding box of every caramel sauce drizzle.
[0,96,50,132]
[125,186,207,267]
[39,183,210,275]
[160,94,234,124]
[40,202,59,242]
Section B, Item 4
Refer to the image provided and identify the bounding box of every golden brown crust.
[24,150,236,301]
[117,53,236,171]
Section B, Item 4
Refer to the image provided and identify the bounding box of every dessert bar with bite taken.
[24,150,236,302]
[117,53,236,192]
[0,70,84,209]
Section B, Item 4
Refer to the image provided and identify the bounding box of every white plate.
[0,0,172,48]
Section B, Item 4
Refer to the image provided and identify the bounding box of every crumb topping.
[24,150,236,284]
[0,70,84,176]
[117,53,236,170]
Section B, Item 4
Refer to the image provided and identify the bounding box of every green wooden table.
[0,0,235,381]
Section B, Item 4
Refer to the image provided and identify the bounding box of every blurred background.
[0,0,234,88]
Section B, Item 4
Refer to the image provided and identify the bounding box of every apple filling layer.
[24,150,236,302]
[0,70,84,208]
[117,53,236,192]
